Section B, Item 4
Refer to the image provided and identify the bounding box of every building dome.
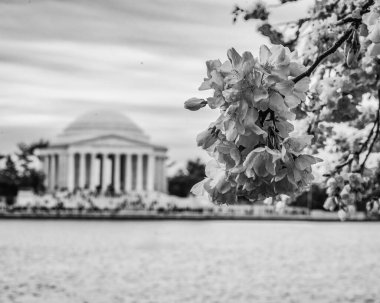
[51,109,150,145]
[65,110,146,135]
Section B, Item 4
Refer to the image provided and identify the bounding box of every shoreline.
[0,211,375,222]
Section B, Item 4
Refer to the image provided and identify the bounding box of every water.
[0,220,379,303]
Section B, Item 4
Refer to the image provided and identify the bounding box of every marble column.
[125,154,132,191]
[154,156,159,191]
[79,153,86,189]
[99,154,104,191]
[157,157,162,192]
[47,155,51,190]
[114,154,120,192]
[136,153,143,191]
[67,152,75,191]
[58,153,67,189]
[162,157,167,193]
[156,157,166,192]
[147,154,155,191]
[50,154,56,191]
[90,153,97,190]
[102,154,111,191]
[42,155,49,188]
[55,154,60,189]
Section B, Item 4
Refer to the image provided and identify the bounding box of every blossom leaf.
[283,135,313,155]
[243,150,258,168]
[230,164,245,174]
[253,87,268,102]
[250,123,267,136]
[252,153,269,177]
[284,94,301,108]
[196,129,217,149]
[244,107,259,128]
[265,147,282,162]
[199,79,211,91]
[368,23,380,43]
[207,96,224,109]
[293,168,302,182]
[230,148,241,164]
[190,179,207,196]
[274,169,287,182]
[294,154,320,170]
[227,48,242,67]
[259,45,271,65]
[368,43,380,57]
[269,92,288,113]
[220,60,232,73]
[289,62,307,77]
[276,120,294,138]
[294,78,310,93]
[205,60,222,77]
[265,158,276,175]
[275,80,294,95]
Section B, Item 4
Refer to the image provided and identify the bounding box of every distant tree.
[18,169,45,194]
[0,156,19,205]
[290,184,328,210]
[186,158,206,181]
[17,139,49,173]
[1,156,18,181]
[16,139,48,193]
[168,159,206,197]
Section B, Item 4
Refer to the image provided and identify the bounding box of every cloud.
[0,0,312,162]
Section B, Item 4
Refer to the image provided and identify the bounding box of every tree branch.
[293,28,354,83]
[293,0,375,84]
[336,0,374,25]
[361,0,375,14]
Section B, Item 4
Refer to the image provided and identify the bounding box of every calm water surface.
[0,220,379,303]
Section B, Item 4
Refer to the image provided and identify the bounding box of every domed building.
[38,110,168,193]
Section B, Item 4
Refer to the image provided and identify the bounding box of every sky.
[0,0,312,164]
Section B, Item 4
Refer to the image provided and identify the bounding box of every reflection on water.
[0,220,379,303]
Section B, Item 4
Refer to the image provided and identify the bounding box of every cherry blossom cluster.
[185,45,322,203]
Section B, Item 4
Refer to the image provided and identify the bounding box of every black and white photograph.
[0,0,380,302]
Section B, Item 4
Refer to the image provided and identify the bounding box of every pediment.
[71,134,152,148]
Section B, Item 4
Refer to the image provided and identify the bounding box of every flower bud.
[345,30,360,67]
[346,48,355,67]
[184,98,207,111]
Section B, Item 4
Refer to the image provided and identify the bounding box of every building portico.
[38,110,167,193]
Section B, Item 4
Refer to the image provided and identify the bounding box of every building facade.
[38,110,167,193]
